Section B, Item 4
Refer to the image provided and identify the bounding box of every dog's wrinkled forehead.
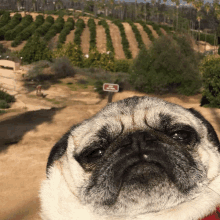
[70,96,204,153]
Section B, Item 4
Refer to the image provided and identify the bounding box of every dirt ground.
[147,24,159,39]
[122,22,139,58]
[95,20,107,54]
[1,76,220,220]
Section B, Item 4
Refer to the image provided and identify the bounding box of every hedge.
[0,11,10,28]
[0,13,22,40]
[11,15,44,47]
[57,17,74,48]
[146,21,163,37]
[44,16,65,42]
[74,18,85,46]
[137,20,154,42]
[88,18,96,51]
[126,20,145,49]
[35,16,54,36]
[5,14,33,40]
[113,20,132,59]
[98,19,114,54]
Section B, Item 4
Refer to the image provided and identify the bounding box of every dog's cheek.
[197,142,220,180]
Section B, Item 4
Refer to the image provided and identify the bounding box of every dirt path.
[108,21,125,59]
[160,28,167,35]
[65,29,75,44]
[81,21,90,55]
[95,20,106,54]
[122,22,139,58]
[134,23,152,49]
[147,24,159,39]
[0,40,27,51]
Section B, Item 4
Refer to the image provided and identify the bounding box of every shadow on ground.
[0,107,64,152]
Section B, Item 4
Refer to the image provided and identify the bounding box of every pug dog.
[39,96,220,220]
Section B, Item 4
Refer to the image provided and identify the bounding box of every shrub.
[88,18,96,51]
[0,13,22,40]
[146,21,163,37]
[199,55,220,108]
[35,16,54,36]
[126,20,145,50]
[53,42,84,68]
[113,20,132,59]
[0,43,6,53]
[11,15,44,47]
[98,19,114,54]
[51,57,76,78]
[114,59,132,73]
[0,100,9,109]
[19,34,52,64]
[5,14,33,40]
[129,34,202,96]
[0,89,15,103]
[44,16,65,42]
[57,17,74,48]
[0,11,10,28]
[74,19,85,46]
[137,20,154,42]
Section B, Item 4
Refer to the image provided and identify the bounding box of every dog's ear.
[188,108,220,152]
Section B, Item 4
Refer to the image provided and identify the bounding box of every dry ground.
[1,76,220,220]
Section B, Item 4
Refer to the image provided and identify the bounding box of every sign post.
[103,83,119,103]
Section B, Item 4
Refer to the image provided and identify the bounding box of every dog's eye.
[88,148,105,159]
[171,131,190,141]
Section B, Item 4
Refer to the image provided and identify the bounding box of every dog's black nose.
[130,131,158,155]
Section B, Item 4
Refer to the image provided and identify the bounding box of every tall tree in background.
[171,0,180,31]
[213,0,220,51]
[204,2,211,51]
[193,0,203,42]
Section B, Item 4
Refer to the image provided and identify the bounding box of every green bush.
[146,21,163,37]
[53,42,84,68]
[0,11,10,28]
[0,43,6,53]
[35,16,54,36]
[129,34,202,95]
[0,13,22,40]
[0,89,15,103]
[98,19,114,54]
[44,16,65,42]
[199,55,220,108]
[11,15,44,47]
[5,14,33,40]
[137,20,154,42]
[88,18,96,51]
[51,57,76,78]
[74,19,85,46]
[20,34,52,64]
[0,100,9,109]
[113,20,132,59]
[57,17,74,48]
[114,59,132,73]
[126,20,145,50]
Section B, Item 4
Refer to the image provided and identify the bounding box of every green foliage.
[11,15,44,47]
[158,24,173,34]
[57,17,74,48]
[35,16,54,36]
[51,57,76,78]
[74,19,85,46]
[0,13,22,40]
[146,21,163,36]
[137,20,154,42]
[0,43,6,53]
[0,89,15,103]
[0,100,9,109]
[44,16,65,42]
[199,55,220,108]
[5,14,33,40]
[113,20,132,59]
[19,34,52,64]
[88,18,96,51]
[0,11,10,28]
[114,59,132,73]
[126,20,145,50]
[53,42,84,68]
[199,32,215,46]
[129,34,202,96]
[98,19,114,54]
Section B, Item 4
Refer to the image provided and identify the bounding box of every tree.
[213,0,220,52]
[204,2,211,51]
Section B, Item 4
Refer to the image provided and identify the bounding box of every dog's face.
[40,96,220,220]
